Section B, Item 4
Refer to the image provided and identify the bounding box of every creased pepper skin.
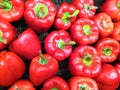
[24,0,57,33]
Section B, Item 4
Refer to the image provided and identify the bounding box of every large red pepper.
[0,0,24,22]
[68,45,101,78]
[8,80,36,90]
[0,50,26,87]
[24,0,57,33]
[99,0,120,21]
[72,0,97,19]
[93,13,114,37]
[41,76,69,90]
[70,18,99,45]
[68,76,98,90]
[44,30,76,61]
[54,2,79,30]
[95,37,120,62]
[94,64,119,90]
[9,28,42,60]
[29,53,59,86]
[0,19,17,50]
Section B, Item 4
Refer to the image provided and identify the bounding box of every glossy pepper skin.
[0,50,25,87]
[29,53,59,86]
[99,0,120,21]
[9,28,42,60]
[94,64,119,90]
[95,37,120,62]
[70,18,99,45]
[68,76,98,90]
[44,30,76,61]
[41,76,69,90]
[0,19,17,50]
[68,45,101,78]
[93,13,114,37]
[24,0,56,34]
[0,0,24,22]
[54,2,79,30]
[72,0,97,19]
[8,80,36,90]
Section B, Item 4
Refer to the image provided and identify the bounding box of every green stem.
[82,25,91,35]
[56,40,76,49]
[34,3,48,18]
[84,4,97,12]
[82,54,93,66]
[79,83,92,90]
[62,9,79,23]
[0,0,12,12]
[38,53,48,65]
[103,48,112,56]
[51,88,58,90]
[102,20,108,28]
[0,30,7,44]
[117,2,120,8]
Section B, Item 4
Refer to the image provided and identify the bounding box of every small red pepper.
[70,18,99,45]
[54,2,79,30]
[93,13,114,37]
[41,76,69,90]
[0,50,26,87]
[9,28,42,60]
[99,0,120,21]
[68,45,101,78]
[44,30,76,61]
[68,76,98,90]
[24,0,57,33]
[29,53,59,86]
[0,19,17,50]
[72,0,97,19]
[0,0,24,22]
[94,64,119,90]
[95,37,120,62]
[8,80,36,90]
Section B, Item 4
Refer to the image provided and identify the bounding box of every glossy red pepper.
[0,0,24,22]
[54,2,79,30]
[72,0,97,19]
[110,21,120,41]
[8,80,36,90]
[99,0,120,21]
[95,37,120,62]
[0,19,17,50]
[44,30,76,61]
[29,53,59,86]
[114,63,120,82]
[9,28,42,60]
[94,64,119,90]
[24,0,57,33]
[41,76,69,90]
[68,76,98,90]
[70,18,99,45]
[0,50,26,86]
[68,45,101,78]
[93,13,114,37]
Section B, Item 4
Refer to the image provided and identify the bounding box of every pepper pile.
[0,0,120,90]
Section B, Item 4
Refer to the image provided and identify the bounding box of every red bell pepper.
[110,21,120,41]
[93,13,114,37]
[94,64,119,90]
[54,2,79,30]
[70,18,99,45]
[41,76,69,90]
[114,63,120,82]
[0,50,26,86]
[68,45,101,78]
[29,53,59,86]
[44,30,76,61]
[9,28,42,60]
[0,19,17,50]
[0,0,24,22]
[68,76,98,90]
[99,0,120,21]
[95,37,120,62]
[8,80,36,90]
[72,0,97,19]
[24,0,57,33]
